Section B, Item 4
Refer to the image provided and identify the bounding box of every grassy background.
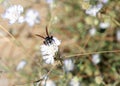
[0,0,120,86]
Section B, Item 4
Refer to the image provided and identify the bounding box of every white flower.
[99,22,110,29]
[63,59,74,72]
[46,0,54,9]
[69,77,80,86]
[2,5,24,24]
[18,16,25,23]
[41,79,56,86]
[46,0,54,4]
[52,37,61,46]
[16,60,27,71]
[92,54,100,64]
[89,27,96,36]
[116,30,120,42]
[85,3,103,16]
[25,9,40,26]
[40,37,61,64]
[101,0,109,4]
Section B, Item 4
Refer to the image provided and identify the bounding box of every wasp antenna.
[46,26,49,37]
[35,34,45,39]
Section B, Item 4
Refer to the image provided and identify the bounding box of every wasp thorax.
[44,36,54,45]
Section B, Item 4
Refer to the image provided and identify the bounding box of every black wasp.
[36,26,54,45]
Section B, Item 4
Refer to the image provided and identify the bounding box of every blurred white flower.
[101,0,109,4]
[92,54,100,64]
[25,9,40,26]
[41,79,56,86]
[85,3,103,16]
[40,37,61,64]
[89,27,96,36]
[18,16,25,23]
[99,22,110,29]
[16,60,27,71]
[46,0,55,9]
[63,59,74,72]
[2,5,24,24]
[69,77,80,86]
[116,30,120,42]
[46,0,54,4]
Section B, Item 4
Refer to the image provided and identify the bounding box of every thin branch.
[111,17,120,27]
[64,50,120,58]
[0,25,26,51]
[15,79,43,86]
[0,25,16,41]
[83,35,91,48]
[14,64,57,86]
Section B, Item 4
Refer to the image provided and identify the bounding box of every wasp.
[36,26,54,45]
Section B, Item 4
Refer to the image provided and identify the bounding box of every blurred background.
[0,0,120,86]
